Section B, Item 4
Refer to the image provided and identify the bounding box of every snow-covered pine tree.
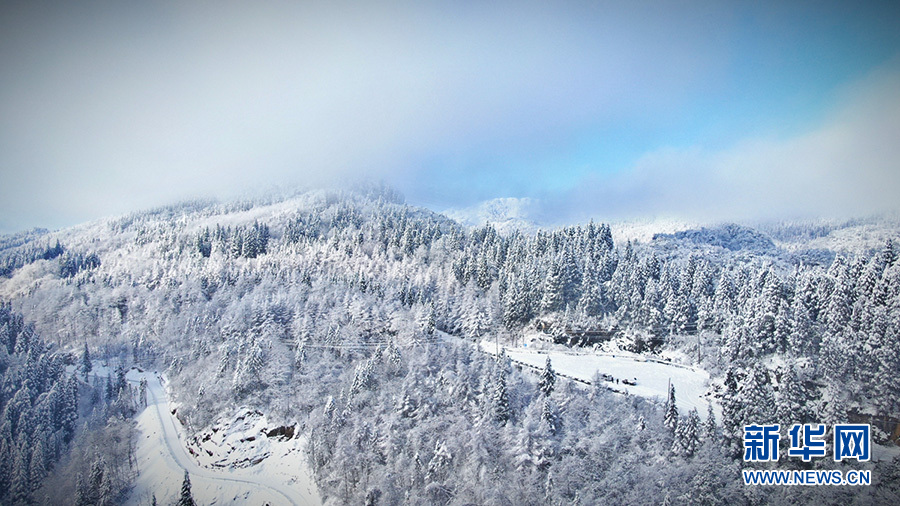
[721,367,742,452]
[538,357,556,396]
[492,369,510,424]
[177,471,196,506]
[672,408,701,457]
[788,292,815,355]
[824,269,853,336]
[775,364,809,426]
[872,318,900,420]
[540,260,565,314]
[740,363,776,427]
[882,238,896,268]
[9,445,31,506]
[704,403,718,442]
[541,397,559,434]
[80,342,92,381]
[663,383,678,434]
[503,276,532,329]
[74,472,88,506]
[560,248,581,306]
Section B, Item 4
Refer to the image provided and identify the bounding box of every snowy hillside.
[652,223,776,252]
[1,186,899,505]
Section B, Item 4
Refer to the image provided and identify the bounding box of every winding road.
[126,371,320,506]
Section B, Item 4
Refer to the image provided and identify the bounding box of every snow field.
[481,341,717,419]
[125,370,321,506]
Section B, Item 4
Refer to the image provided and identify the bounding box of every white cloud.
[0,0,730,231]
[554,62,900,224]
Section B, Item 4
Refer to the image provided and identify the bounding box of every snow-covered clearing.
[481,341,716,418]
[125,370,320,506]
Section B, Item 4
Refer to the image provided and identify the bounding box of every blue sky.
[2,0,900,232]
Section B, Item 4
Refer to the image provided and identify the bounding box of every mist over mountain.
[442,197,542,235]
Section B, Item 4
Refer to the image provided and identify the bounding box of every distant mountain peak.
[441,197,541,234]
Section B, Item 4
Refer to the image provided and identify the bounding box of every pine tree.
[752,270,783,352]
[492,370,510,424]
[672,408,701,457]
[29,437,48,485]
[540,261,565,314]
[90,456,106,500]
[741,363,776,426]
[882,238,896,268]
[10,444,32,506]
[872,319,900,419]
[773,300,791,353]
[663,383,678,434]
[788,294,814,355]
[541,397,559,434]
[560,248,581,306]
[74,472,89,506]
[502,278,531,329]
[115,365,128,395]
[577,264,603,316]
[80,342,92,381]
[177,471,196,506]
[139,377,148,407]
[475,255,493,290]
[704,403,718,442]
[775,364,809,426]
[824,272,852,335]
[819,384,848,425]
[538,357,556,396]
[720,367,742,452]
[0,434,11,500]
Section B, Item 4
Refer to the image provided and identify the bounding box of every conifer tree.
[177,471,196,506]
[872,322,900,419]
[672,408,701,457]
[502,274,532,329]
[538,357,556,396]
[663,383,678,434]
[541,397,559,434]
[704,403,718,442]
[540,261,565,314]
[775,364,809,426]
[492,370,510,424]
[80,342,92,381]
[9,445,32,506]
[882,238,896,268]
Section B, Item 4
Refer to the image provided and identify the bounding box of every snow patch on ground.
[187,409,277,469]
[610,217,700,244]
[125,370,320,506]
[481,341,717,419]
[184,408,319,502]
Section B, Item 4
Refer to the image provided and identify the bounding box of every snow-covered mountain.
[441,197,541,234]
[2,186,899,505]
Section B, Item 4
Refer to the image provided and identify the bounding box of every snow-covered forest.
[1,185,899,504]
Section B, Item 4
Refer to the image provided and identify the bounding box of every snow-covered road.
[126,371,321,506]
[481,342,717,419]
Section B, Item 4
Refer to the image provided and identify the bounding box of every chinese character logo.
[787,424,827,461]
[743,424,780,462]
[833,424,870,462]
